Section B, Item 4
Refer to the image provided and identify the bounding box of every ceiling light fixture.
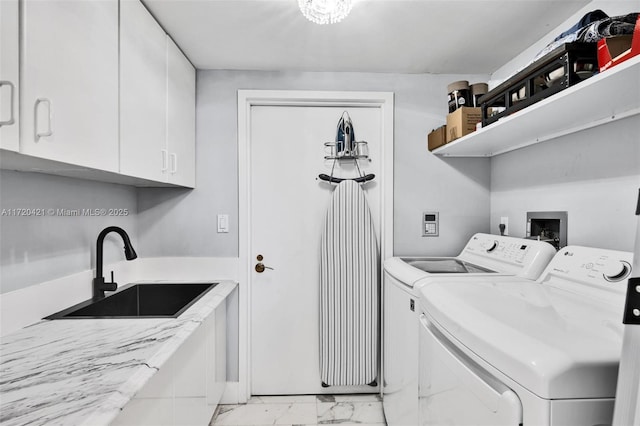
[298,0,353,25]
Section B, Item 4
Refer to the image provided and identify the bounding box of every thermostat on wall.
[422,211,439,237]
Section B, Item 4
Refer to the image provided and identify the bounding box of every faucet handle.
[92,275,117,297]
[104,271,117,291]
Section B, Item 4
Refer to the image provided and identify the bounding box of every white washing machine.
[383,233,556,426]
[417,245,633,426]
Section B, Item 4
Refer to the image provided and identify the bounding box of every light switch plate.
[217,214,229,233]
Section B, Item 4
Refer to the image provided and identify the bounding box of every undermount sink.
[44,282,218,319]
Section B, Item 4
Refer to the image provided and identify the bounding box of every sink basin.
[44,282,218,319]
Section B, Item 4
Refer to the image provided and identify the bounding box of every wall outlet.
[500,216,509,236]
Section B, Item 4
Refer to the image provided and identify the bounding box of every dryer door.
[418,313,522,426]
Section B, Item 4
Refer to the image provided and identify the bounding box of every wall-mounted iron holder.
[320,143,375,184]
[318,112,375,184]
[324,140,369,160]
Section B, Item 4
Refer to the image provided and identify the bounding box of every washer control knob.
[603,261,632,282]
[486,240,499,253]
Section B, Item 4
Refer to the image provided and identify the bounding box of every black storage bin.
[479,43,598,127]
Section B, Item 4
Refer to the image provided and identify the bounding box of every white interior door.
[249,104,382,395]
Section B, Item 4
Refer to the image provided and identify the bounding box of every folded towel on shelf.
[534,11,639,62]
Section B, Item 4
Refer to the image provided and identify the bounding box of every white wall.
[488,0,640,252]
[0,170,138,294]
[490,116,640,251]
[1,70,491,295]
[137,70,492,259]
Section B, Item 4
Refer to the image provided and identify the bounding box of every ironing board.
[319,180,379,387]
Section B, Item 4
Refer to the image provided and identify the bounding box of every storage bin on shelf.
[446,107,481,143]
[427,126,447,151]
[478,42,598,127]
[597,15,640,72]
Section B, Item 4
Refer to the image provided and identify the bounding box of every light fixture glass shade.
[298,0,353,25]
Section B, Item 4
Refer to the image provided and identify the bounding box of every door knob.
[255,262,274,273]
[255,255,273,273]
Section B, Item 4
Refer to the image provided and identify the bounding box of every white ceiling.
[143,0,591,74]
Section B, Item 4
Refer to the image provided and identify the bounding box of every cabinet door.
[166,38,196,188]
[113,303,225,426]
[0,0,19,152]
[20,0,118,171]
[120,0,167,182]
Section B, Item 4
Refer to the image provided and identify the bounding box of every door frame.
[237,90,394,402]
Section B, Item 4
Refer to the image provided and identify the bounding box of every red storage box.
[598,15,640,72]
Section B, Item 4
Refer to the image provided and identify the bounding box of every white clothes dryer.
[383,233,556,426]
[418,246,633,426]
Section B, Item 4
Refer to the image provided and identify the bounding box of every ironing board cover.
[319,180,379,386]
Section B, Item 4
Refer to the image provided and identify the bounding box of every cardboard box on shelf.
[598,15,640,72]
[427,126,447,151]
[446,107,482,143]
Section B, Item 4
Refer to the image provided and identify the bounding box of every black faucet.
[93,226,138,299]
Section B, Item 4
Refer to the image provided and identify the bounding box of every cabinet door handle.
[0,81,16,126]
[170,153,177,174]
[34,98,53,141]
[161,149,169,172]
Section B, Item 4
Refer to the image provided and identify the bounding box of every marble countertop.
[0,280,237,426]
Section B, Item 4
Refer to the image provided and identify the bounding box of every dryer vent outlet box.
[526,211,567,250]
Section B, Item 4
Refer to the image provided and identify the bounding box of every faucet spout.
[93,226,138,299]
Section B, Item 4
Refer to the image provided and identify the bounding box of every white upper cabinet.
[120,0,196,187]
[0,0,20,152]
[20,0,119,171]
[167,38,196,188]
[0,0,196,187]
[119,0,168,183]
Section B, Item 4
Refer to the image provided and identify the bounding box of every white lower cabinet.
[113,303,227,426]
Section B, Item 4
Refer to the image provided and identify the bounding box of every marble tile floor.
[210,394,386,426]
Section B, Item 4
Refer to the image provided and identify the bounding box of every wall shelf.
[432,55,640,157]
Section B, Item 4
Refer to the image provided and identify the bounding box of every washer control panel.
[460,233,557,279]
[546,246,633,287]
[464,234,536,264]
[422,212,439,237]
